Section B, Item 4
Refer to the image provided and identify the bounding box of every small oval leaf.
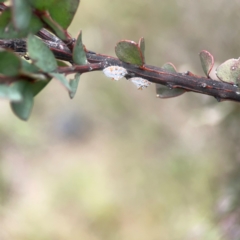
[156,85,185,98]
[199,50,214,78]
[69,73,80,99]
[10,81,34,121]
[21,59,39,73]
[156,62,185,98]
[48,0,80,29]
[162,62,177,73]
[216,58,240,84]
[41,13,68,40]
[115,40,144,66]
[0,50,21,76]
[12,0,32,30]
[73,31,88,65]
[57,60,70,67]
[0,9,43,39]
[27,0,56,10]
[138,37,145,64]
[0,84,22,101]
[21,59,48,80]
[27,34,58,72]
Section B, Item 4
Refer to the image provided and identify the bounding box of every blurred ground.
[1,0,240,239]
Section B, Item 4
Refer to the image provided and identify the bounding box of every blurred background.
[1,0,240,239]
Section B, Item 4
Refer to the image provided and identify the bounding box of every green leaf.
[0,9,12,38]
[21,15,43,36]
[199,50,214,78]
[115,40,144,66]
[29,80,50,96]
[138,37,145,63]
[216,58,240,85]
[162,62,177,73]
[12,0,32,30]
[0,9,43,39]
[20,59,48,80]
[57,60,70,67]
[10,81,34,121]
[0,8,11,27]
[73,31,88,65]
[27,0,56,10]
[48,0,80,29]
[27,34,58,72]
[21,59,40,73]
[20,59,50,95]
[41,13,67,40]
[156,85,185,98]
[156,63,185,98]
[50,72,71,91]
[0,83,22,101]
[0,50,21,76]
[69,73,80,99]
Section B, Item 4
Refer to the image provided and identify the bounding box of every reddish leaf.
[138,37,145,64]
[199,50,214,78]
[161,62,177,73]
[115,40,144,66]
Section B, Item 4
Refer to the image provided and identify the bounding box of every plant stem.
[0,36,240,102]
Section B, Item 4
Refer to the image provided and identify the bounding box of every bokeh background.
[1,0,240,239]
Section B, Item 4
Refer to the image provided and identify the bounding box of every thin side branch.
[1,36,240,102]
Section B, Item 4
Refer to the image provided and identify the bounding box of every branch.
[1,35,240,103]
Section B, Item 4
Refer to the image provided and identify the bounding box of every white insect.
[103,66,127,81]
[129,77,151,90]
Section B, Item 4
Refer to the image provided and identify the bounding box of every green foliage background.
[1,0,240,239]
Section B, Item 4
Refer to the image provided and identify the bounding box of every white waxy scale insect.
[103,66,127,81]
[129,77,151,90]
